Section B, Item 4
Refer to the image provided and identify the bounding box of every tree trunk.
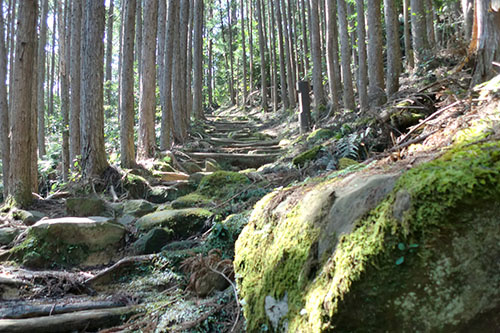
[403,0,414,69]
[160,0,178,149]
[135,0,142,78]
[0,0,9,198]
[275,0,289,109]
[70,1,82,170]
[48,0,57,118]
[255,0,268,111]
[185,0,194,120]
[309,0,326,115]
[410,0,429,65]
[282,0,296,109]
[37,0,48,158]
[384,0,401,96]
[157,0,166,138]
[462,0,474,40]
[248,0,254,92]
[471,0,500,85]
[269,0,278,112]
[137,0,158,160]
[300,0,309,76]
[105,0,114,107]
[80,0,108,180]
[59,0,71,182]
[172,0,190,142]
[366,0,385,106]
[325,0,338,110]
[337,0,355,110]
[425,0,436,46]
[9,0,37,207]
[7,0,16,115]
[192,0,204,119]
[227,0,236,105]
[355,0,368,112]
[239,0,248,104]
[120,0,137,168]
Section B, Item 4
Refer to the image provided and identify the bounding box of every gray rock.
[0,227,20,245]
[265,293,289,331]
[318,174,399,257]
[392,190,412,222]
[134,228,173,254]
[123,199,156,217]
[12,209,45,226]
[136,208,212,237]
[117,214,136,226]
[66,197,106,217]
[188,172,213,185]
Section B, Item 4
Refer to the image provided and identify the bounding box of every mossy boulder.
[292,145,322,167]
[235,140,500,332]
[133,227,173,254]
[197,171,251,199]
[8,217,125,268]
[66,197,106,217]
[306,128,335,144]
[0,227,20,245]
[337,157,359,170]
[171,193,213,209]
[12,209,45,226]
[123,199,156,217]
[136,208,212,237]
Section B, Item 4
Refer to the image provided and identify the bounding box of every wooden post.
[297,80,311,133]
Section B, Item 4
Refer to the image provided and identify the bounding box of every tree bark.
[0,0,9,197]
[59,0,70,182]
[227,0,236,105]
[120,0,137,168]
[160,0,178,149]
[425,0,436,46]
[337,0,355,110]
[269,0,278,112]
[384,0,401,96]
[462,0,474,40]
[282,0,296,109]
[70,1,82,170]
[355,0,368,112]
[192,0,204,119]
[309,0,326,115]
[410,0,429,65]
[366,0,385,106]
[255,0,268,111]
[80,0,109,180]
[403,0,414,69]
[105,0,114,107]
[275,0,289,109]
[36,0,48,158]
[9,0,37,207]
[48,0,57,117]
[248,0,254,92]
[325,0,339,111]
[239,0,248,104]
[135,0,142,78]
[137,0,158,160]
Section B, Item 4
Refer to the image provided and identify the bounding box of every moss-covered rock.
[292,145,322,167]
[66,197,106,217]
[171,193,213,209]
[123,199,156,217]
[133,227,173,254]
[136,208,213,237]
[235,139,500,332]
[197,171,251,199]
[337,157,359,170]
[0,227,20,245]
[306,128,335,144]
[8,217,125,268]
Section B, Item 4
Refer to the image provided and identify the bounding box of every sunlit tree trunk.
[135,0,142,79]
[105,0,114,107]
[403,0,414,69]
[337,0,355,110]
[355,0,368,112]
[9,0,37,207]
[367,0,385,106]
[81,0,109,179]
[268,0,278,112]
[384,0,401,96]
[192,0,204,119]
[70,1,82,170]
[48,1,57,117]
[425,0,436,46]
[37,0,48,158]
[120,0,137,168]
[59,0,70,182]
[255,0,268,111]
[275,0,289,109]
[410,0,429,65]
[310,0,326,115]
[239,0,248,103]
[137,0,158,160]
[462,0,474,40]
[0,0,9,198]
[282,0,296,109]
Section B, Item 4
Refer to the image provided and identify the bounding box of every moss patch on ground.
[292,145,322,167]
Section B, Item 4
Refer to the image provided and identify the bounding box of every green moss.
[293,140,500,331]
[11,228,90,268]
[292,145,322,167]
[197,171,251,199]
[337,157,359,170]
[171,193,213,209]
[207,212,250,258]
[236,137,500,332]
[306,128,335,144]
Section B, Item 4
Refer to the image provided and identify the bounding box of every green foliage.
[206,212,249,259]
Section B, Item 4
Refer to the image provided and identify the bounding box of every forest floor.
[1,60,499,332]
